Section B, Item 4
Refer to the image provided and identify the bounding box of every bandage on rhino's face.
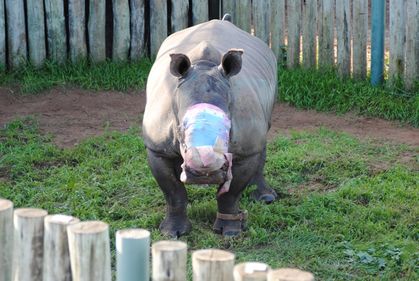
[169,50,243,195]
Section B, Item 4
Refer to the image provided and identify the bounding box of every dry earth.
[0,87,418,147]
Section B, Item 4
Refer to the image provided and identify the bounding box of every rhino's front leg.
[213,153,261,236]
[147,149,192,237]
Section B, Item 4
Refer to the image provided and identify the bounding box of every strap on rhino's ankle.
[216,210,248,221]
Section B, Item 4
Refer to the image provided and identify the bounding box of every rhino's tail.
[222,13,232,22]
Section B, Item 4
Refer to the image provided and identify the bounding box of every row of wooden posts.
[0,198,314,281]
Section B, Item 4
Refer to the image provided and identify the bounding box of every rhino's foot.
[251,187,278,204]
[213,211,247,237]
[159,215,192,238]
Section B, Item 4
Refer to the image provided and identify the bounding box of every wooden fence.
[0,0,418,88]
[0,198,315,281]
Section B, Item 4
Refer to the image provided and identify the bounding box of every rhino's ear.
[220,49,243,78]
[170,53,191,77]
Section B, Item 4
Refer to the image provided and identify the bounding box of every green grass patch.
[0,59,152,93]
[279,67,419,127]
[1,118,418,280]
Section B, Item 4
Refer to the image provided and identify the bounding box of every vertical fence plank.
[0,199,13,281]
[236,0,251,33]
[223,0,236,23]
[45,0,67,63]
[150,0,167,57]
[302,0,317,68]
[113,0,130,61]
[405,0,418,90]
[5,0,27,68]
[27,0,46,67]
[171,0,189,33]
[0,0,5,67]
[13,208,48,281]
[192,0,208,25]
[88,0,106,62]
[69,0,87,62]
[336,0,351,76]
[353,0,368,79]
[43,215,80,281]
[287,0,302,68]
[389,0,405,82]
[371,0,386,86]
[252,0,270,45]
[130,0,145,60]
[271,0,285,63]
[68,221,112,281]
[318,0,334,67]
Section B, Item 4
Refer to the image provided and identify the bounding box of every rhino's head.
[169,49,243,195]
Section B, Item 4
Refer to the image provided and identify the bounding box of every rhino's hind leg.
[249,146,278,204]
[214,153,260,236]
[147,149,192,237]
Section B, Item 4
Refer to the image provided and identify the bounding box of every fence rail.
[0,0,418,88]
[0,198,314,281]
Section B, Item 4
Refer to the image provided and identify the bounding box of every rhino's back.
[144,20,277,156]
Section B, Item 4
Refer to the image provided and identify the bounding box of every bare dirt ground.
[0,87,418,147]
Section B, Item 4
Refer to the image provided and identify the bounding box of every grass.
[1,117,418,280]
[0,59,153,93]
[1,61,417,127]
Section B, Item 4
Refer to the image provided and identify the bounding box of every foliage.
[1,118,418,280]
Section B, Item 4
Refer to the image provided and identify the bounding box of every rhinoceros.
[143,16,278,237]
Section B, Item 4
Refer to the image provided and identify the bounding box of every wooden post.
[152,240,187,281]
[67,221,111,281]
[0,0,6,67]
[302,0,317,69]
[236,0,251,33]
[150,0,167,57]
[5,0,27,68]
[318,0,334,68]
[68,0,87,62]
[0,199,13,281]
[192,249,235,281]
[287,0,302,68]
[88,0,106,62]
[336,0,351,76]
[404,0,418,90]
[130,0,146,60]
[43,215,80,281]
[271,0,285,63]
[234,262,270,281]
[116,229,150,281]
[371,0,386,86]
[26,0,46,67]
[223,0,236,24]
[267,268,314,281]
[13,208,48,281]
[192,0,209,25]
[113,0,130,61]
[44,0,67,63]
[353,0,368,79]
[171,0,189,33]
[252,0,270,45]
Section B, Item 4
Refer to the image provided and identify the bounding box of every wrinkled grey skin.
[143,19,277,237]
